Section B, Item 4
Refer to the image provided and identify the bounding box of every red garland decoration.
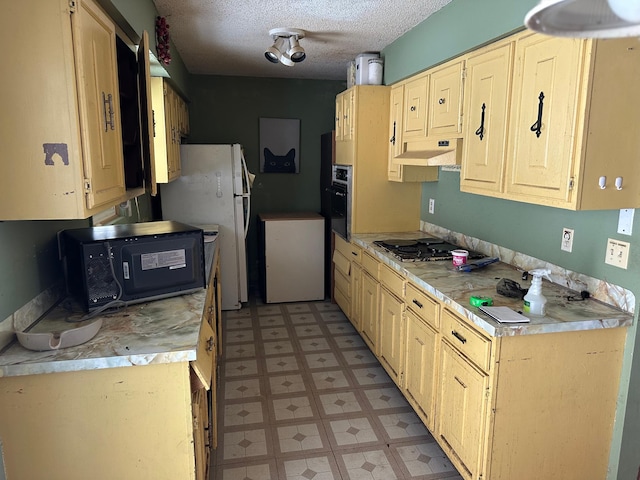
[156,16,171,66]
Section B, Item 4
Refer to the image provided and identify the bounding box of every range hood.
[393,138,462,167]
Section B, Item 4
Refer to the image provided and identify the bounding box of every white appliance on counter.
[160,144,250,310]
[259,213,324,303]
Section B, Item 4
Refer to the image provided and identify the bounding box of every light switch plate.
[617,209,634,235]
[605,238,630,269]
[428,198,435,214]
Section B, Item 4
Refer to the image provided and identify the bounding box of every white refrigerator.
[160,144,250,310]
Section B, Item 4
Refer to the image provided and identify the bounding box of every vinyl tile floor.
[212,296,464,480]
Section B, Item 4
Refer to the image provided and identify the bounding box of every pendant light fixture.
[525,0,640,38]
[264,28,306,66]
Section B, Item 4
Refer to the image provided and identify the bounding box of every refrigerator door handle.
[241,152,251,238]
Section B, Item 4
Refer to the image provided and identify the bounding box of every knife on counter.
[456,257,500,272]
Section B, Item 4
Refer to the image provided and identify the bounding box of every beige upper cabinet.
[460,41,514,195]
[505,32,640,209]
[428,60,465,136]
[151,78,189,184]
[335,89,355,164]
[334,86,421,234]
[403,74,430,138]
[505,33,584,206]
[388,84,439,182]
[0,0,126,220]
[387,58,464,172]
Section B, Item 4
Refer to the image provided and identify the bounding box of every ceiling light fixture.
[264,28,306,66]
[524,0,640,38]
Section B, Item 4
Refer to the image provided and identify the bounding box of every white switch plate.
[605,238,630,269]
[617,209,634,235]
[561,228,574,252]
[428,198,435,214]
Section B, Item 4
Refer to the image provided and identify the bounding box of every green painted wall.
[383,1,640,478]
[186,75,345,286]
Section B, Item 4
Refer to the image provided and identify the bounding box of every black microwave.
[61,221,205,312]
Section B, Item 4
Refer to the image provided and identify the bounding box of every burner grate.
[374,238,485,262]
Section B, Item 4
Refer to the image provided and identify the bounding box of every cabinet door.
[335,94,343,141]
[342,89,354,142]
[460,42,513,195]
[379,287,405,383]
[403,74,429,138]
[429,60,464,136]
[506,33,583,202]
[361,271,380,353]
[404,308,438,431]
[191,385,210,480]
[73,0,126,209]
[166,86,181,181]
[438,342,489,479]
[388,84,404,181]
[351,262,363,331]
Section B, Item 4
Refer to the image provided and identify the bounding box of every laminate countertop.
[351,233,633,338]
[0,231,221,379]
[0,290,207,378]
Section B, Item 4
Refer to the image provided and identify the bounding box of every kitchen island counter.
[352,232,633,337]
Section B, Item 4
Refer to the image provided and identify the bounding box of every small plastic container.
[452,249,468,266]
[368,58,383,85]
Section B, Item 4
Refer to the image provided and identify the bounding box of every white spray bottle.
[523,269,551,316]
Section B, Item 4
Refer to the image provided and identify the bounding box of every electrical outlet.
[428,198,435,214]
[561,228,574,252]
[605,238,630,269]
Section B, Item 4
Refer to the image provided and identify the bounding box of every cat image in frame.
[263,147,296,173]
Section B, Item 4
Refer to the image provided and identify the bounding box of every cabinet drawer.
[334,266,351,298]
[332,249,351,277]
[380,263,404,298]
[441,308,491,371]
[334,283,350,318]
[405,283,440,329]
[334,234,361,262]
[362,251,380,279]
[350,243,362,263]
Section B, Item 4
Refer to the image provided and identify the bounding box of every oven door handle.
[333,191,346,197]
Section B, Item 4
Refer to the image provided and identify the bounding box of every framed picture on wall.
[259,118,301,173]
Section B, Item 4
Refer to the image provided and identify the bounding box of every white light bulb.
[608,0,640,22]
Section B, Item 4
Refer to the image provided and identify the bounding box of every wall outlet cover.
[561,228,574,253]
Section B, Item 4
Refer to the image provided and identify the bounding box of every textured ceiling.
[152,0,453,80]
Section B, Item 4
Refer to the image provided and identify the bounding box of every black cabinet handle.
[451,330,467,344]
[475,103,486,141]
[412,299,423,309]
[390,120,396,145]
[530,91,545,138]
[410,105,416,112]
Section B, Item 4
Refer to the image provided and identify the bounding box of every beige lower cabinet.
[360,270,380,354]
[350,261,363,331]
[403,283,440,432]
[334,248,626,480]
[378,286,405,383]
[436,306,626,480]
[332,234,362,323]
[438,313,490,479]
[0,358,214,479]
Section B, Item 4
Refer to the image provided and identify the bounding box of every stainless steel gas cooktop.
[373,238,484,262]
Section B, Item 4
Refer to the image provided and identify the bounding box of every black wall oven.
[330,165,352,241]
